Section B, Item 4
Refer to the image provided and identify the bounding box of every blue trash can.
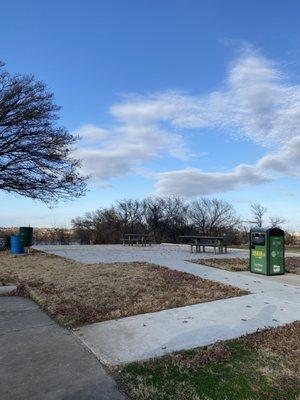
[10,235,24,254]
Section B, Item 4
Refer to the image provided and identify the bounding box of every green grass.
[115,322,300,400]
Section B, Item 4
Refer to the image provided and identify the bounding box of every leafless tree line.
[71,196,244,244]
[0,199,289,246]
[33,228,72,245]
[70,197,290,245]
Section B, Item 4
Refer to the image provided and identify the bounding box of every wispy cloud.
[76,124,109,141]
[74,47,300,194]
[73,123,188,184]
[257,135,300,176]
[156,165,271,197]
[110,50,300,147]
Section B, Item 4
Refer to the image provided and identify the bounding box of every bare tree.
[285,231,297,245]
[0,62,86,203]
[72,215,95,244]
[189,198,240,236]
[72,208,120,244]
[49,227,72,245]
[269,215,286,228]
[116,199,143,234]
[96,208,122,243]
[142,197,166,240]
[161,196,189,242]
[250,203,267,227]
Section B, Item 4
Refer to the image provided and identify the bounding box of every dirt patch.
[285,257,300,274]
[0,250,248,327]
[191,257,249,272]
[190,257,300,274]
[115,322,300,400]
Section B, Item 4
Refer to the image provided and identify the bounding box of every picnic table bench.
[179,235,228,254]
[121,233,154,246]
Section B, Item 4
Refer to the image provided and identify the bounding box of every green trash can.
[249,228,285,275]
[19,227,33,248]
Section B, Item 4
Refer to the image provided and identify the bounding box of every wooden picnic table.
[179,235,228,254]
[121,233,154,246]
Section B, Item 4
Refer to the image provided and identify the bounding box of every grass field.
[115,322,300,400]
[0,250,247,327]
[191,257,300,274]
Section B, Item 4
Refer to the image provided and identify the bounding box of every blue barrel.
[10,235,24,254]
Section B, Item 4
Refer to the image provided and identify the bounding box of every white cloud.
[73,123,188,185]
[73,48,300,194]
[257,135,300,176]
[111,52,300,147]
[75,124,109,141]
[156,165,271,197]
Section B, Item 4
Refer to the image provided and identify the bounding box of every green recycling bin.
[249,228,285,275]
[19,226,33,248]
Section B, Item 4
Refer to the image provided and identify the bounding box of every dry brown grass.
[0,250,248,327]
[241,322,300,393]
[191,257,249,272]
[191,257,300,274]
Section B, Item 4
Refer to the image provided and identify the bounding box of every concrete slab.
[0,296,39,312]
[0,296,39,311]
[37,245,300,365]
[241,270,300,286]
[74,294,300,365]
[0,297,126,400]
[0,307,55,334]
[35,244,249,265]
[0,285,17,295]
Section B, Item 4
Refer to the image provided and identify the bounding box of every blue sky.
[1,0,300,228]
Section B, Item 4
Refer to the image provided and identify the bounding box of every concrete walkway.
[0,285,17,295]
[0,296,126,400]
[37,245,300,365]
[74,293,300,365]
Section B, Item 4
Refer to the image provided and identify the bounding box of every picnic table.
[179,235,228,254]
[121,233,154,247]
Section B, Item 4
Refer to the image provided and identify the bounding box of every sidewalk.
[75,290,300,365]
[0,296,126,400]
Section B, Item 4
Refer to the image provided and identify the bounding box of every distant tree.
[49,227,72,245]
[0,62,86,203]
[95,208,122,243]
[189,198,240,236]
[116,199,143,234]
[285,231,297,245]
[72,215,94,244]
[72,206,126,244]
[269,215,286,229]
[250,203,267,227]
[142,197,166,241]
[161,196,189,242]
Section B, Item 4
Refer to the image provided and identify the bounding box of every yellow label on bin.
[252,250,265,257]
